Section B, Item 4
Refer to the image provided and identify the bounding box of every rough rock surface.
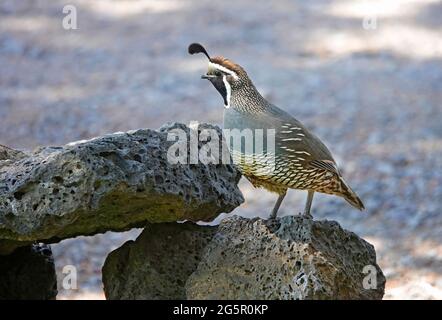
[0,145,27,169]
[103,222,216,300]
[0,123,243,252]
[102,216,385,300]
[187,216,385,299]
[0,244,57,300]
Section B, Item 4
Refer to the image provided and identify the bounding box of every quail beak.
[201,74,216,80]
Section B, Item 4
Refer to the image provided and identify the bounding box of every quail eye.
[214,70,223,77]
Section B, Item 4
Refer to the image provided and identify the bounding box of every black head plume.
[188,43,211,61]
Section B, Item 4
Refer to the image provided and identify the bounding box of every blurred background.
[0,0,441,299]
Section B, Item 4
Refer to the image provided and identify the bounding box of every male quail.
[188,43,364,218]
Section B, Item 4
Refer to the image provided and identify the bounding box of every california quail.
[189,43,364,218]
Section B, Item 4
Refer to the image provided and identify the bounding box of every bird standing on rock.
[188,43,364,219]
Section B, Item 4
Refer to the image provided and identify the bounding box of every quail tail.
[339,178,365,210]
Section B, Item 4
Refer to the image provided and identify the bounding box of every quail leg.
[303,190,314,219]
[270,192,286,219]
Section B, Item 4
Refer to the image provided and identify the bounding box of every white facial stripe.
[209,62,239,80]
[222,75,231,108]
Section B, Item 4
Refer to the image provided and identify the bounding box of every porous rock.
[0,144,27,168]
[0,243,57,300]
[102,222,216,299]
[186,216,385,300]
[0,123,243,253]
[102,216,385,300]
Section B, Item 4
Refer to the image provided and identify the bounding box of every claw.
[304,212,313,220]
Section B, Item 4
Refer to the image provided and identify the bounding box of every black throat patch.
[209,77,228,106]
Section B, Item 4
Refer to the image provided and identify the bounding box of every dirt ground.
[0,0,441,299]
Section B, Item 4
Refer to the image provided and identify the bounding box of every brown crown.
[210,56,246,76]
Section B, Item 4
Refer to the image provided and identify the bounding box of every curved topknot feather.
[188,43,211,61]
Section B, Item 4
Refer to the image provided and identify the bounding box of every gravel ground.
[1,0,441,299]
